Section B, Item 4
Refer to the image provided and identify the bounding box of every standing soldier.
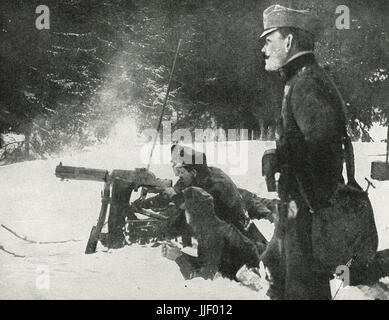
[260,5,345,299]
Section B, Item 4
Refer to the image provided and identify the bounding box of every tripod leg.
[85,182,111,254]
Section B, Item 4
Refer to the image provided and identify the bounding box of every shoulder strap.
[322,70,357,186]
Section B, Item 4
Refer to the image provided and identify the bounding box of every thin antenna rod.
[386,123,389,164]
[146,39,182,171]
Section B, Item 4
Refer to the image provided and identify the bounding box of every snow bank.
[1,124,388,299]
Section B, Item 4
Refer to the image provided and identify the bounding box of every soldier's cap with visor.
[171,144,207,172]
[260,4,322,40]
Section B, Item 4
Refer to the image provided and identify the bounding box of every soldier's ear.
[285,34,293,53]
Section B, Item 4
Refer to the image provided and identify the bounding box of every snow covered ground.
[1,122,389,300]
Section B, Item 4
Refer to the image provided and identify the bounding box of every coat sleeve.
[194,234,224,279]
[238,188,275,221]
[135,193,170,210]
[136,178,186,210]
[288,77,341,210]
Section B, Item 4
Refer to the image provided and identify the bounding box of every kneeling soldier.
[162,186,261,280]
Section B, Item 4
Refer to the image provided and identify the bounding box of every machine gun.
[55,163,172,254]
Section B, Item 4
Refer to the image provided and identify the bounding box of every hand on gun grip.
[163,187,177,199]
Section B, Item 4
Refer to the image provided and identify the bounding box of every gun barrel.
[55,164,172,189]
[55,164,109,182]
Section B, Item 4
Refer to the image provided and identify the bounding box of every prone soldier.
[134,144,276,250]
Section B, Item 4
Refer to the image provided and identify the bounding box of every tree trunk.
[24,131,30,160]
[267,125,276,141]
[259,119,266,141]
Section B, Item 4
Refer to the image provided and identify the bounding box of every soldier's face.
[173,164,196,185]
[261,30,290,71]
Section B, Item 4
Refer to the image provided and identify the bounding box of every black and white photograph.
[1,0,389,301]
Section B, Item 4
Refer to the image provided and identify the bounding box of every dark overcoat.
[277,53,345,211]
[275,53,346,300]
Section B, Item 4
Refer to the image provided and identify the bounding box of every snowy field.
[1,122,389,300]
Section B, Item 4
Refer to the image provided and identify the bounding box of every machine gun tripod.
[55,163,172,254]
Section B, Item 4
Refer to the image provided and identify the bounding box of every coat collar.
[193,166,211,186]
[279,52,316,81]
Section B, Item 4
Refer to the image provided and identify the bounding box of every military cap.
[171,145,207,167]
[260,4,322,39]
[183,186,214,216]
